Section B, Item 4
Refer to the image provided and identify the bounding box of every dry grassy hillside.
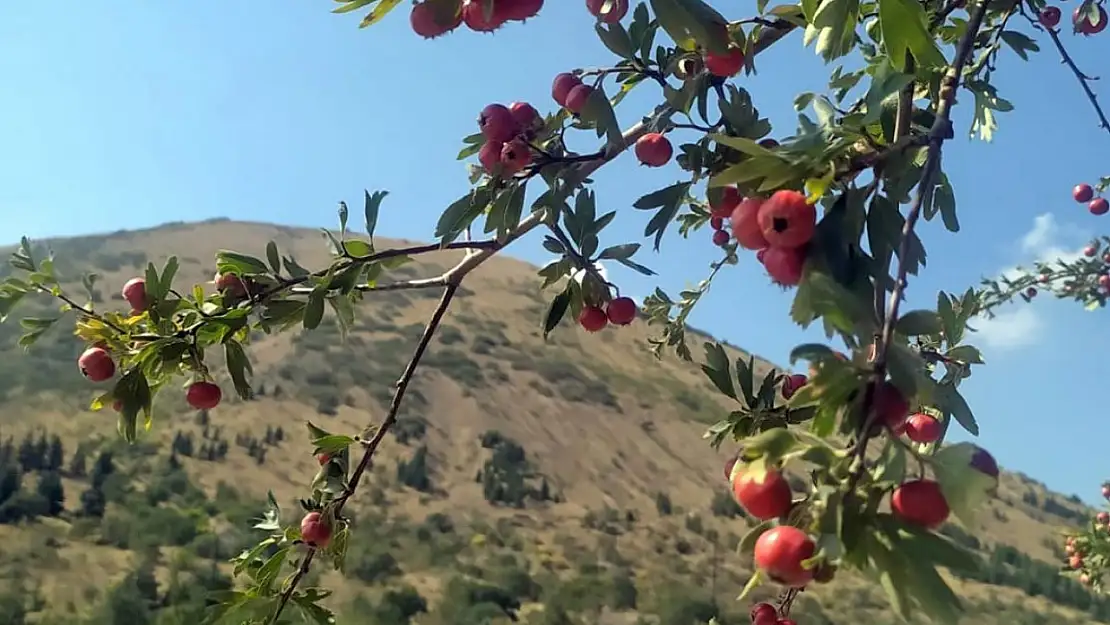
[0,219,1103,625]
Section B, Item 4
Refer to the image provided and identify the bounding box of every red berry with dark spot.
[79,347,116,382]
[586,0,629,23]
[478,104,518,142]
[463,0,509,31]
[756,249,766,263]
[634,132,673,167]
[186,381,223,410]
[605,296,637,325]
[551,73,582,107]
[1075,5,1108,35]
[509,101,542,133]
[1039,5,1061,27]
[1098,511,1109,524]
[564,84,594,115]
[1071,554,1084,569]
[410,1,463,38]
[705,47,745,77]
[122,277,148,313]
[479,140,504,173]
[761,246,806,286]
[732,469,792,520]
[710,186,741,218]
[712,229,730,246]
[892,479,950,528]
[578,305,608,332]
[499,139,532,175]
[753,526,816,587]
[216,272,248,297]
[750,603,777,625]
[1090,198,1109,215]
[904,413,942,443]
[757,190,817,249]
[503,0,544,21]
[1075,184,1095,203]
[781,373,807,400]
[1025,286,1037,298]
[731,197,769,250]
[300,511,333,548]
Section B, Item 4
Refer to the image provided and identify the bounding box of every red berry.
[781,373,807,400]
[731,469,792,520]
[1099,275,1110,291]
[710,216,724,230]
[1098,511,1110,524]
[111,400,123,412]
[578,305,608,332]
[605,296,637,325]
[463,0,509,32]
[1039,5,1062,27]
[503,0,543,21]
[750,603,777,625]
[78,347,116,382]
[891,479,950,528]
[874,381,910,431]
[478,104,518,143]
[1070,554,1084,569]
[586,0,629,23]
[759,138,780,149]
[757,190,817,249]
[410,1,463,38]
[216,272,248,297]
[551,72,582,107]
[479,140,504,173]
[1090,198,1109,215]
[1075,5,1108,34]
[300,511,333,548]
[710,186,741,218]
[730,197,769,250]
[122,277,148,313]
[317,453,331,465]
[564,84,594,114]
[499,139,533,175]
[186,381,222,410]
[704,47,745,77]
[753,526,816,587]
[1025,286,1037,298]
[712,229,730,246]
[1103,485,1110,499]
[1085,245,1097,257]
[904,413,942,443]
[756,249,766,263]
[761,246,806,286]
[634,132,673,167]
[1075,183,1095,203]
[509,101,542,134]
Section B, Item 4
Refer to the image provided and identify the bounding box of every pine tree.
[36,471,64,517]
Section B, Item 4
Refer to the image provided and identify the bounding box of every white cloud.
[973,213,1088,351]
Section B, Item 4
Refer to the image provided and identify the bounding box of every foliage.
[2,0,1110,623]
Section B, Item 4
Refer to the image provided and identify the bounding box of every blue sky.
[2,2,1108,503]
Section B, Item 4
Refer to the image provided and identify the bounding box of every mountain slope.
[0,220,1101,625]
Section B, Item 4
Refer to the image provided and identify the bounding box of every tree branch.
[1020,10,1110,135]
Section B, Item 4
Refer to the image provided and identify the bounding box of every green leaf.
[615,256,656,276]
[877,0,946,68]
[945,344,984,365]
[313,434,357,454]
[303,290,326,330]
[364,189,386,238]
[788,343,835,365]
[633,182,690,251]
[999,30,1039,61]
[436,188,491,244]
[216,251,270,275]
[803,0,861,62]
[598,243,640,261]
[931,442,996,526]
[113,368,153,443]
[895,310,942,336]
[738,520,773,554]
[595,21,635,58]
[224,340,253,401]
[542,288,572,340]
[265,241,281,274]
[935,383,978,435]
[357,0,401,27]
[578,85,623,146]
[332,0,375,14]
[701,342,737,400]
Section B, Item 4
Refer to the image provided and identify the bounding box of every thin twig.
[37,286,127,334]
[1020,10,1110,134]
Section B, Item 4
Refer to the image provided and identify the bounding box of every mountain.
[0,220,1103,625]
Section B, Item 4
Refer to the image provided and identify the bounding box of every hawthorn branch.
[848,0,991,485]
[1019,10,1110,135]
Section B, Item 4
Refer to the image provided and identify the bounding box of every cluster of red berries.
[708,187,817,287]
[76,274,249,413]
[1073,182,1109,216]
[748,601,798,625]
[578,295,637,332]
[1037,3,1108,35]
[409,0,543,38]
[475,102,543,178]
[1061,483,1110,586]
